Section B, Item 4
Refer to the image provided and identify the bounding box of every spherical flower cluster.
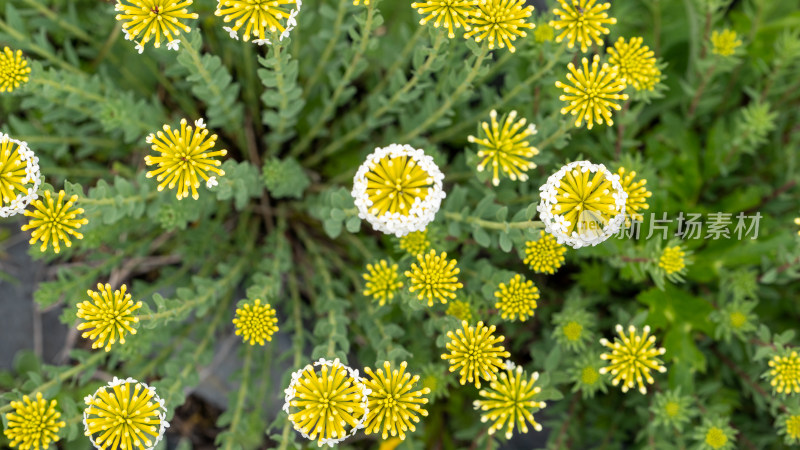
[446,299,472,322]
[692,417,736,450]
[405,250,463,306]
[659,245,686,275]
[523,231,567,274]
[21,190,88,253]
[766,351,800,395]
[216,0,302,44]
[537,160,627,249]
[650,389,693,432]
[363,260,403,306]
[352,144,445,237]
[144,118,227,200]
[398,229,431,256]
[780,412,800,445]
[473,362,546,439]
[233,299,279,345]
[568,354,608,398]
[3,393,65,450]
[616,167,651,224]
[77,283,142,352]
[114,1,198,53]
[550,0,616,53]
[494,274,539,322]
[441,321,510,388]
[608,37,661,91]
[533,23,554,43]
[599,324,667,394]
[552,303,596,352]
[411,0,481,39]
[0,47,32,93]
[464,0,535,53]
[362,361,430,440]
[711,29,742,57]
[0,133,41,218]
[468,110,539,186]
[83,377,169,450]
[555,55,629,130]
[283,358,370,446]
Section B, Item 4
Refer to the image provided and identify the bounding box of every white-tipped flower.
[352,143,446,237]
[215,0,302,43]
[0,133,41,218]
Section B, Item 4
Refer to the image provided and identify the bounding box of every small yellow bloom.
[785,415,800,442]
[705,427,728,449]
[659,245,686,275]
[523,231,567,274]
[216,0,300,42]
[563,321,583,342]
[405,249,463,306]
[494,274,539,321]
[555,55,628,129]
[144,118,227,200]
[233,299,279,345]
[21,190,88,253]
[0,47,31,93]
[711,29,742,57]
[353,0,369,4]
[0,133,40,218]
[411,0,480,39]
[464,0,535,53]
[363,260,403,306]
[115,0,199,51]
[77,283,142,352]
[794,217,800,236]
[441,320,510,388]
[474,364,546,439]
[550,0,616,52]
[398,229,431,256]
[608,37,661,91]
[3,393,65,450]
[768,352,800,395]
[581,365,599,385]
[468,110,539,186]
[446,300,472,322]
[617,167,652,223]
[599,324,667,394]
[533,23,554,43]
[363,361,430,440]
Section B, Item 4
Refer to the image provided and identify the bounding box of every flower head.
[83,377,169,450]
[446,300,472,322]
[77,283,142,352]
[555,55,628,129]
[711,29,742,57]
[568,353,608,398]
[659,245,686,275]
[0,47,31,93]
[537,160,627,249]
[405,249,463,306]
[552,305,595,352]
[363,361,430,440]
[523,231,567,274]
[144,118,227,200]
[363,260,403,306]
[398,229,431,256]
[352,144,445,237]
[599,324,667,394]
[468,110,539,186]
[474,364,545,438]
[650,389,693,432]
[115,1,199,51]
[21,190,88,253]
[550,0,616,52]
[608,37,661,91]
[533,23,554,43]
[494,274,539,321]
[464,0,535,53]
[441,321,510,388]
[283,359,370,446]
[779,410,800,445]
[215,0,302,42]
[766,351,800,395]
[411,0,481,39]
[692,417,736,450]
[0,133,41,218]
[794,217,800,236]
[616,167,651,223]
[233,299,279,345]
[3,393,65,450]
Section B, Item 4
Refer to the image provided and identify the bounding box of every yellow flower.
[523,231,567,274]
[693,417,736,450]
[550,0,616,52]
[659,246,686,275]
[363,260,403,306]
[617,167,652,223]
[441,321,510,388]
[464,0,535,53]
[705,427,728,449]
[0,133,40,218]
[468,110,539,186]
[494,274,539,321]
[0,47,31,93]
[794,217,800,236]
[711,29,742,57]
[144,118,227,200]
[411,0,480,39]
[216,0,300,42]
[446,300,472,322]
[563,321,583,342]
[115,1,198,51]
[784,414,800,443]
[473,364,546,439]
[83,377,168,450]
[533,23,554,43]
[363,361,430,440]
[767,352,800,395]
[3,393,65,450]
[284,359,369,446]
[21,190,88,253]
[233,299,279,345]
[398,229,431,256]
[608,37,661,91]
[353,0,369,4]
[405,249,463,306]
[599,325,667,394]
[77,283,142,352]
[555,55,628,129]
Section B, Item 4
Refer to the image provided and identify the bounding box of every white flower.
[223,26,239,40]
[206,177,218,188]
[194,118,206,129]
[166,39,181,51]
[0,133,41,218]
[253,38,272,46]
[135,42,144,54]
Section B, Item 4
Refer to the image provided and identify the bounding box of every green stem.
[302,0,350,94]
[222,346,253,450]
[0,18,81,74]
[443,211,544,231]
[278,268,306,450]
[20,0,92,42]
[80,191,158,207]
